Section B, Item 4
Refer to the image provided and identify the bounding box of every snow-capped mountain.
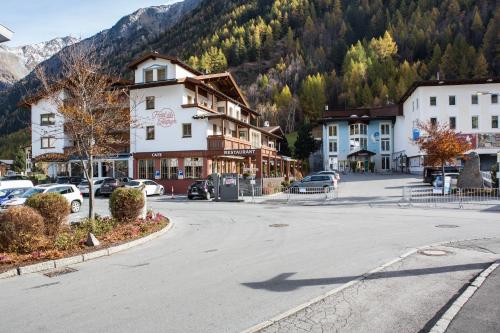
[0,36,78,90]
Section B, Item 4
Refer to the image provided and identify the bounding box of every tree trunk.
[442,161,446,195]
[88,156,95,221]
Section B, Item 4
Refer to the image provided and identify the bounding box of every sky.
[1,0,178,47]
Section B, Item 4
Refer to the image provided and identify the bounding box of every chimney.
[264,121,270,127]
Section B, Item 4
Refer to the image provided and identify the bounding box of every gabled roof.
[127,52,203,75]
[259,125,285,138]
[399,77,500,104]
[195,72,249,107]
[323,104,401,121]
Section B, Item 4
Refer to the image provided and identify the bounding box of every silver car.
[290,174,336,193]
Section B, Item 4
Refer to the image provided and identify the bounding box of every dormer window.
[157,68,166,81]
[145,69,154,83]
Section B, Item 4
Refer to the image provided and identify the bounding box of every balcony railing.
[207,135,252,150]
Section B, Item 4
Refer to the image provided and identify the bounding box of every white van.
[0,179,34,191]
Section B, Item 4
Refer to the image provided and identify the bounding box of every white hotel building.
[394,78,500,173]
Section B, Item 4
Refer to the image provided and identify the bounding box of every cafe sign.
[223,149,256,156]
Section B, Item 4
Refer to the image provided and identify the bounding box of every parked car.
[315,170,341,181]
[187,180,215,200]
[99,178,125,196]
[0,179,34,191]
[78,177,112,197]
[1,184,83,213]
[125,179,164,196]
[290,174,337,192]
[56,176,84,186]
[433,173,459,188]
[0,188,30,205]
[119,177,134,185]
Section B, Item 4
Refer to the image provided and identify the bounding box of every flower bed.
[0,212,168,273]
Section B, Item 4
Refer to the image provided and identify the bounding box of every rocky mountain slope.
[0,36,78,90]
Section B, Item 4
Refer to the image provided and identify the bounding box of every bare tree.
[34,45,131,220]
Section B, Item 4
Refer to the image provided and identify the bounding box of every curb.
[0,220,173,280]
[241,237,495,333]
[429,260,500,333]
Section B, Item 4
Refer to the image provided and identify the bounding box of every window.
[349,123,367,136]
[145,69,154,83]
[449,117,456,130]
[41,137,55,149]
[416,98,419,109]
[138,159,154,179]
[430,96,436,106]
[492,116,498,129]
[492,94,499,104]
[472,116,479,129]
[349,138,367,151]
[146,96,155,110]
[381,155,390,170]
[449,95,456,105]
[184,157,203,179]
[157,68,166,81]
[430,117,437,126]
[328,139,337,153]
[40,113,55,126]
[182,123,192,138]
[146,126,155,140]
[217,106,225,113]
[381,138,390,152]
[187,95,193,104]
[349,123,367,151]
[212,124,218,135]
[161,158,178,179]
[380,124,390,135]
[471,94,478,105]
[328,125,337,137]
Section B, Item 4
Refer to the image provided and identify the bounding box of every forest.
[0,0,498,158]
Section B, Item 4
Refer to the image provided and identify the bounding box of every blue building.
[321,105,399,172]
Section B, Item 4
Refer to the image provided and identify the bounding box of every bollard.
[171,186,175,200]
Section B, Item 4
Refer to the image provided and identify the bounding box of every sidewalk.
[249,238,500,333]
[446,265,500,333]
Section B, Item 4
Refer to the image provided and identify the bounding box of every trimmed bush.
[26,193,71,238]
[109,188,145,223]
[0,206,48,253]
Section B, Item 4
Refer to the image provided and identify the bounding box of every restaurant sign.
[223,149,256,156]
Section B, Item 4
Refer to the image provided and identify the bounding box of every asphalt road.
[1,174,499,332]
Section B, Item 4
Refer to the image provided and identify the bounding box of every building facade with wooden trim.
[128,52,296,193]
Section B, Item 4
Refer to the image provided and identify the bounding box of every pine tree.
[11,149,25,173]
[440,44,457,79]
[471,8,484,47]
[428,44,442,78]
[473,51,489,78]
[299,74,326,122]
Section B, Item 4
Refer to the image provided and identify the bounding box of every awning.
[213,155,245,160]
[347,149,376,158]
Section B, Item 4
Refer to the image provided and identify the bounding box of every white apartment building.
[128,52,296,193]
[25,90,132,179]
[394,78,500,173]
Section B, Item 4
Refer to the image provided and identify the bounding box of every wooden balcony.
[207,135,252,150]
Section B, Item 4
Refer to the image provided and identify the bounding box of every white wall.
[134,58,197,83]
[396,82,500,158]
[31,92,69,158]
[130,85,210,153]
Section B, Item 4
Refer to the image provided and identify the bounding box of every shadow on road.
[242,262,492,292]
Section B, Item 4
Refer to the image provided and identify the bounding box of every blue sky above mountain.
[1,0,176,46]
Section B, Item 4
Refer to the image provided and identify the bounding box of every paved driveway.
[2,190,500,332]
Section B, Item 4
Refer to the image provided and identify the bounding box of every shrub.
[0,206,48,253]
[26,193,71,238]
[77,215,117,237]
[109,188,145,223]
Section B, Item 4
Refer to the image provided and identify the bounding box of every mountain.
[0,0,499,159]
[0,36,78,90]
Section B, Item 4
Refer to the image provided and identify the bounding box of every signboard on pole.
[178,169,184,180]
